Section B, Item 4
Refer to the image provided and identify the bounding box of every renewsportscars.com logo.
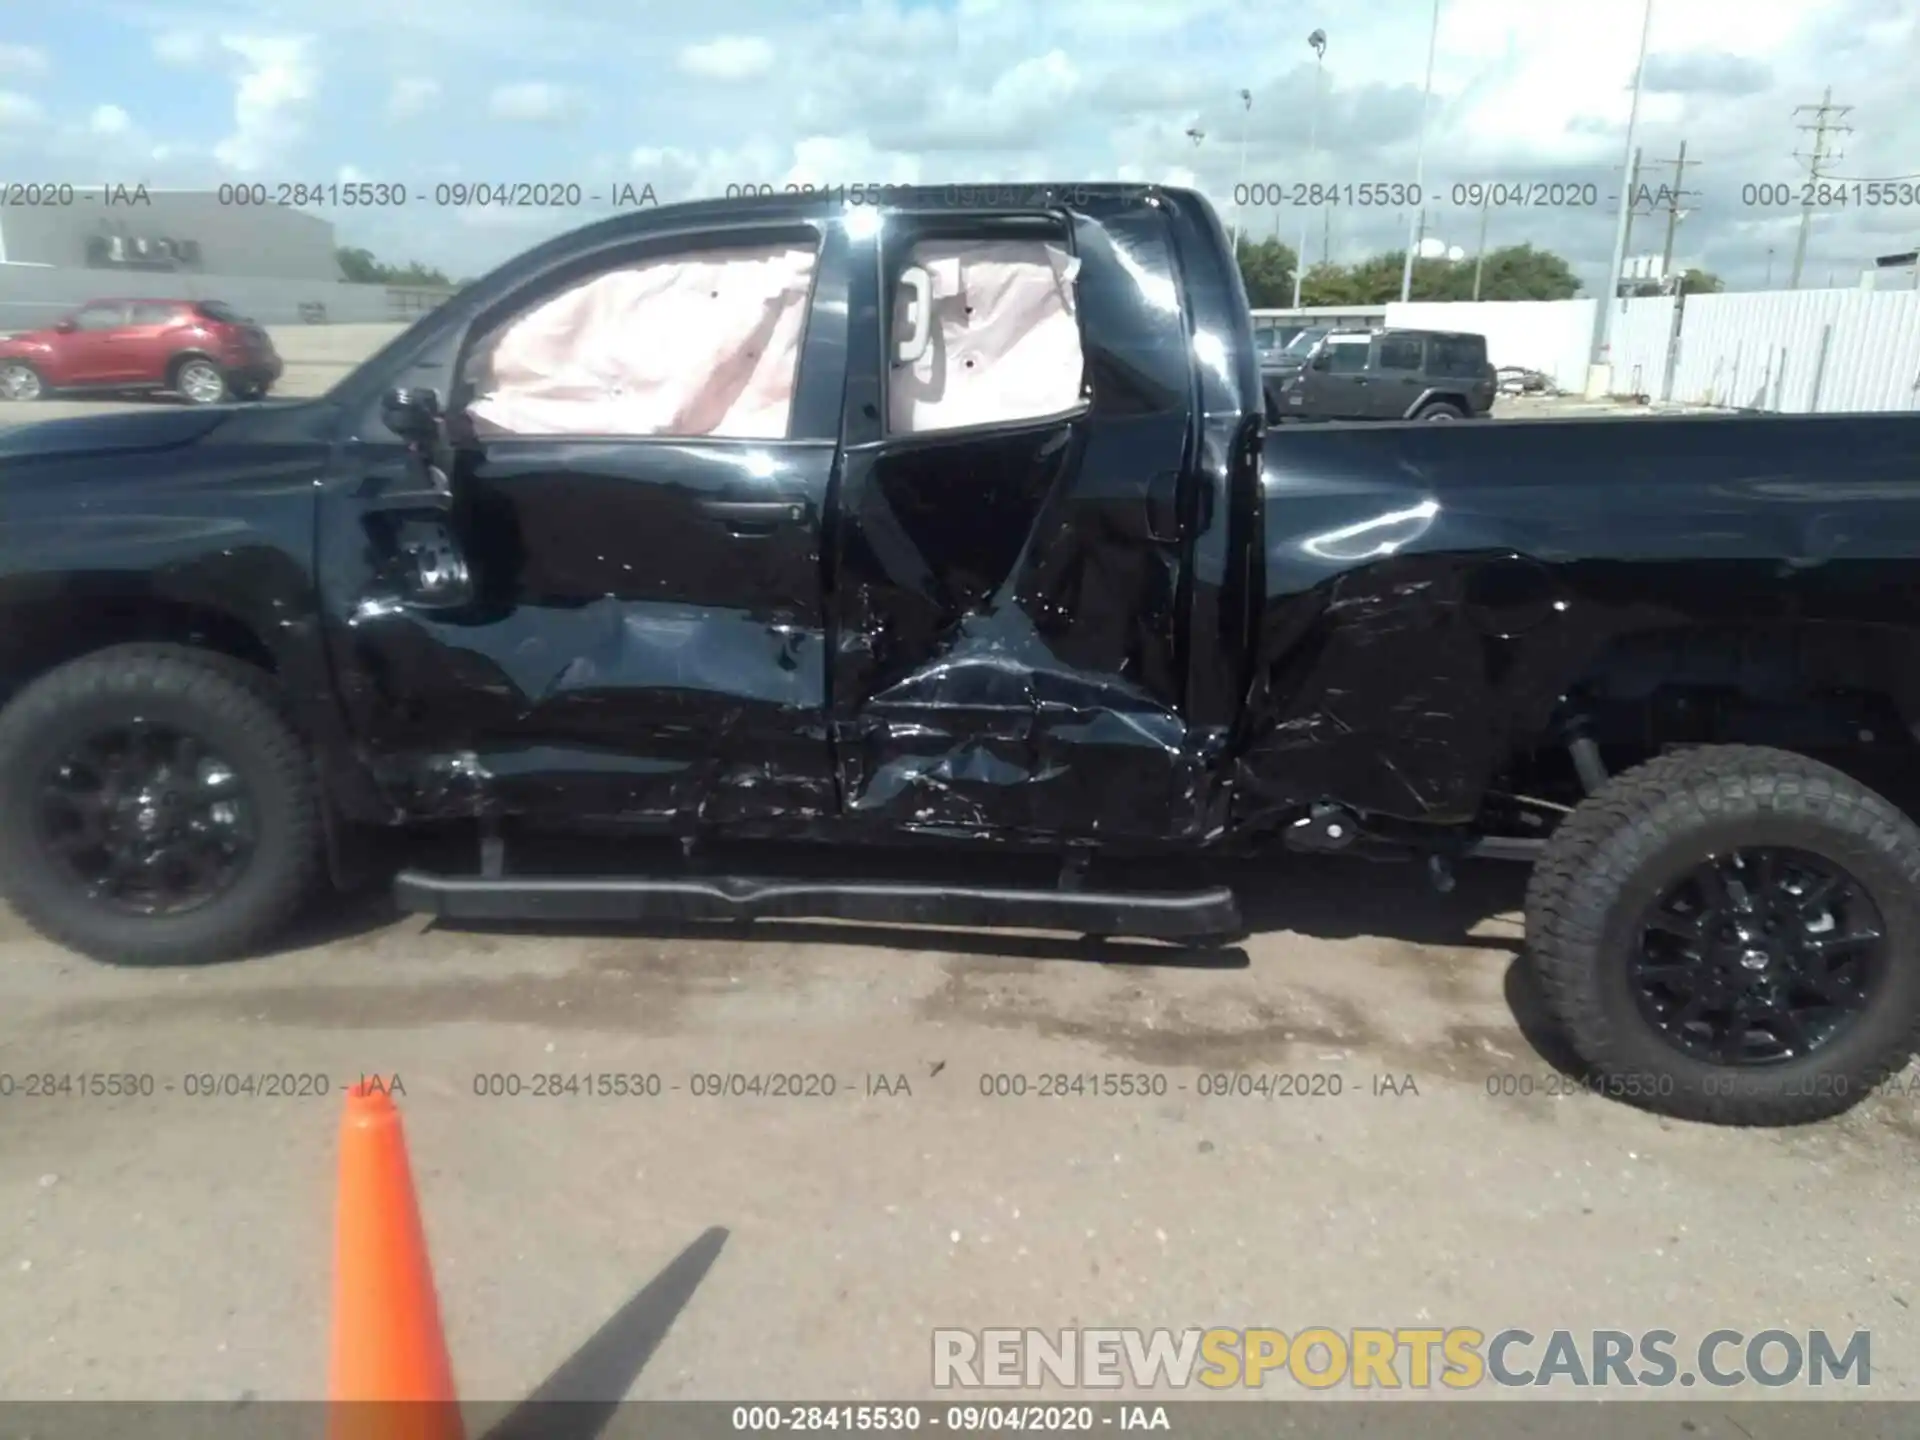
[932,1328,1872,1391]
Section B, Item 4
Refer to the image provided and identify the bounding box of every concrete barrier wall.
[264,322,411,395]
[0,266,450,335]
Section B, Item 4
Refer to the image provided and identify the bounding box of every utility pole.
[1651,139,1699,283]
[1789,87,1851,289]
[1472,186,1491,300]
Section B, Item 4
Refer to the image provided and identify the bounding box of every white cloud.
[785,133,920,188]
[0,92,45,127]
[0,44,48,77]
[212,35,319,172]
[388,76,441,119]
[89,104,132,136]
[153,31,209,66]
[487,81,576,122]
[678,35,775,80]
[25,0,1918,289]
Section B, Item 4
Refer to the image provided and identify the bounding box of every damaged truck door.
[324,220,850,825]
[828,198,1211,840]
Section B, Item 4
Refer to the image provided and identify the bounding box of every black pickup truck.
[2,184,1917,1126]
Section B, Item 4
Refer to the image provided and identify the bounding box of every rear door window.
[1375,335,1424,371]
[886,234,1085,435]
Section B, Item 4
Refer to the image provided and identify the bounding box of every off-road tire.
[0,645,321,966]
[1417,401,1465,421]
[1526,745,1920,1125]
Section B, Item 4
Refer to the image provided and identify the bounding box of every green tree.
[1234,237,1299,308]
[335,245,453,289]
[1454,244,1581,301]
[1297,261,1367,307]
[1624,267,1724,298]
[1299,243,1582,304]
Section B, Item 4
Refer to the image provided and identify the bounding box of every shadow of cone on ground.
[328,1079,728,1440]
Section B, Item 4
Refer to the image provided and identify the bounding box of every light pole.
[1292,29,1327,309]
[1589,0,1655,390]
[1398,0,1442,303]
[1230,89,1253,252]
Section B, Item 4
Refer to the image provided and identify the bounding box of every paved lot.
[2,856,1918,1404]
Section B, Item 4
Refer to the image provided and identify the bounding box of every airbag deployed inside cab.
[468,243,817,439]
[889,240,1084,433]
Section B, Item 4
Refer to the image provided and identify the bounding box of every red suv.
[0,298,284,405]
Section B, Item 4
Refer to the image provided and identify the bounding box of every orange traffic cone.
[327,1078,464,1440]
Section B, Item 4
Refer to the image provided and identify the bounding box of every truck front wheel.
[0,646,322,966]
[1525,744,1920,1124]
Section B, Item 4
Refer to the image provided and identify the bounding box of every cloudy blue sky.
[4,0,1919,288]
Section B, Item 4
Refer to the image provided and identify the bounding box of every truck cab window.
[886,236,1085,435]
[463,241,819,440]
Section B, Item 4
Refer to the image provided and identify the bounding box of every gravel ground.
[1,857,1917,1405]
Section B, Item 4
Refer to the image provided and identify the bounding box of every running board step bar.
[392,871,1242,940]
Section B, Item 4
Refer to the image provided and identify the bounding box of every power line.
[1788,86,1852,289]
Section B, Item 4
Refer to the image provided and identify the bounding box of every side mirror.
[1310,351,1331,371]
[53,319,76,334]
[382,386,443,444]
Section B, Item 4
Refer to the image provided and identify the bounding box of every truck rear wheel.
[0,646,321,966]
[1524,744,1920,1125]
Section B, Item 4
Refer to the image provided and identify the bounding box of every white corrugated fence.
[1378,289,1920,413]
[1386,298,1596,394]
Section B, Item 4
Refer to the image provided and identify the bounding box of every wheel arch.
[1535,619,1920,744]
[1407,389,1469,418]
[0,570,393,834]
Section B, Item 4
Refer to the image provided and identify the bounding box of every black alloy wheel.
[34,718,257,916]
[1630,846,1885,1066]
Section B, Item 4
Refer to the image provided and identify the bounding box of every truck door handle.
[699,499,804,533]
